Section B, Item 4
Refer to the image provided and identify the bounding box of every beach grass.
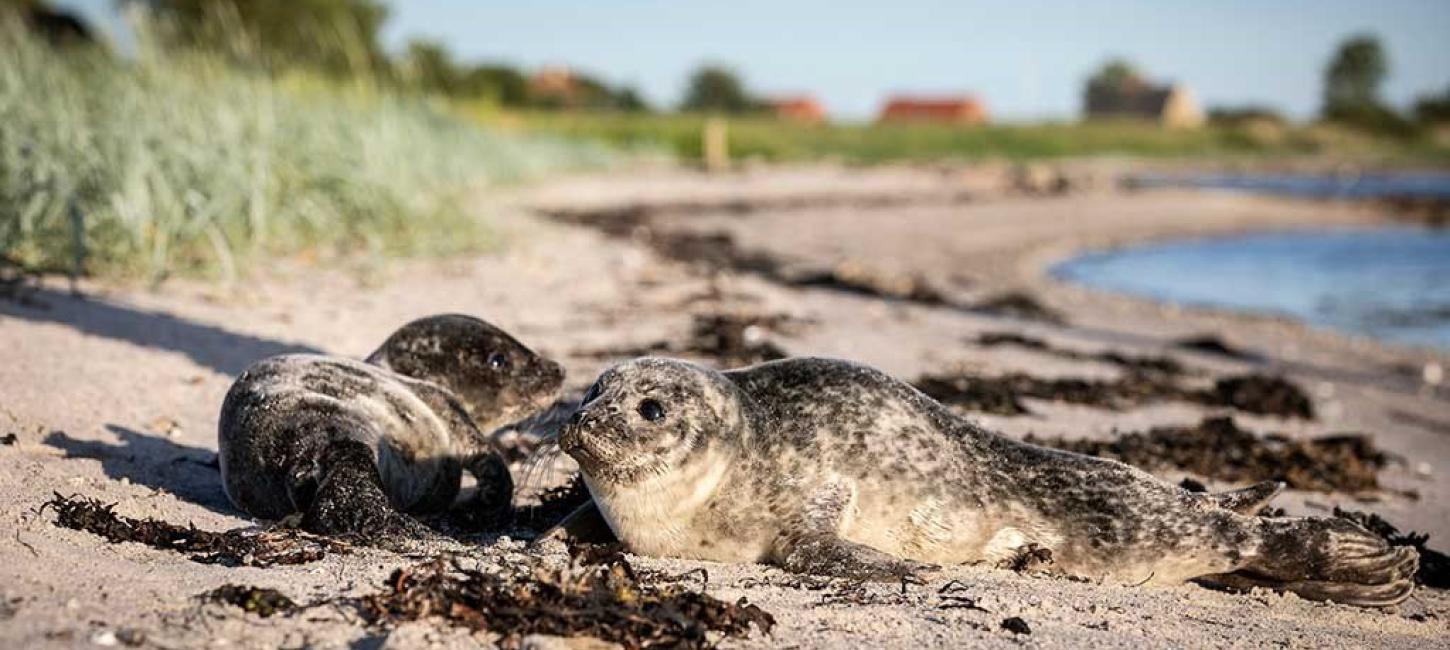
[0,27,612,283]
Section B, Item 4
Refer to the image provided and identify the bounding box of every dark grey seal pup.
[219,315,563,539]
[556,356,1419,607]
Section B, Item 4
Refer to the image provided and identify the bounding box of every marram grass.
[0,28,611,282]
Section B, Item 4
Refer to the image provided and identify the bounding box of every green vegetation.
[1320,34,1410,134]
[0,26,611,282]
[482,110,1449,166]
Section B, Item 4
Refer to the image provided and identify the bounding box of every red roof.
[878,96,988,124]
[766,96,828,124]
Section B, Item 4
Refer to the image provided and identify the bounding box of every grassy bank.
[0,29,611,283]
[475,109,1450,166]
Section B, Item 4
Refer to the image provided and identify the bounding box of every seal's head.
[559,357,749,487]
[368,314,564,430]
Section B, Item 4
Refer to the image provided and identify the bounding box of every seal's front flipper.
[459,452,515,530]
[775,530,934,581]
[1231,516,1420,607]
[529,500,617,548]
[1212,481,1284,515]
[772,481,935,581]
[299,440,436,548]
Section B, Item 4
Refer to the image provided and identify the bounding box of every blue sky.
[62,0,1450,122]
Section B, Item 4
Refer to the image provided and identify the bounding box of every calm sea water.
[1127,172,1450,200]
[1052,227,1450,351]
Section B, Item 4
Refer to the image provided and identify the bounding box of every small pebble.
[1425,363,1444,386]
[1416,462,1433,478]
[90,631,117,647]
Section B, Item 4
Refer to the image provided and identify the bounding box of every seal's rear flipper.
[1197,571,1416,608]
[1226,516,1421,607]
[300,440,440,550]
[529,500,617,548]
[1212,481,1284,515]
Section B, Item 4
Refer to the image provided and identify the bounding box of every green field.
[473,109,1450,166]
[0,29,612,283]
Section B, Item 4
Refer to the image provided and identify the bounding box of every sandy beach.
[2,164,1447,648]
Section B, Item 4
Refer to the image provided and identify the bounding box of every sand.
[1,164,1447,648]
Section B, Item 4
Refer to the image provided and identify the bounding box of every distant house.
[765,96,827,124]
[528,67,580,107]
[1085,77,1205,129]
[877,96,988,125]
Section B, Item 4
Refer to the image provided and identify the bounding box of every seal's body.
[219,315,563,539]
[559,357,1418,606]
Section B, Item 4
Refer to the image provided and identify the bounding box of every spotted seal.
[556,356,1418,607]
[219,315,563,538]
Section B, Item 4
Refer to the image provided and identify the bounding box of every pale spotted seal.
[556,356,1418,607]
[219,315,563,538]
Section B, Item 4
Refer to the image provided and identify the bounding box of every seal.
[367,313,564,434]
[556,356,1419,607]
[219,315,564,540]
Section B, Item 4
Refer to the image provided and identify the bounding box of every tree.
[1321,35,1392,126]
[1087,59,1141,91]
[1413,87,1450,125]
[680,65,754,114]
[461,65,529,106]
[131,0,390,77]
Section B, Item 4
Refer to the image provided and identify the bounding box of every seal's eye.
[486,352,508,371]
[637,399,665,422]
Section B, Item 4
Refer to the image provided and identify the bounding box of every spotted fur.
[558,356,1418,607]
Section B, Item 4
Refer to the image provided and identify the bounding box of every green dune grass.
[0,28,611,283]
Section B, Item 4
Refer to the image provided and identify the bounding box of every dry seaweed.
[1332,507,1450,589]
[201,585,299,618]
[357,556,774,649]
[1206,374,1314,418]
[42,493,346,567]
[582,311,797,368]
[790,264,948,305]
[967,292,1065,324]
[1172,335,1263,362]
[1001,617,1032,635]
[1027,417,1389,493]
[914,370,1313,419]
[975,331,1183,376]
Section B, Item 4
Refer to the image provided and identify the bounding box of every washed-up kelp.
[43,493,345,567]
[975,332,1183,376]
[201,585,299,618]
[1026,417,1389,493]
[582,312,794,368]
[358,557,774,649]
[915,371,1313,419]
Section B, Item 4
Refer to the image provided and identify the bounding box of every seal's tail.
[1216,516,1419,607]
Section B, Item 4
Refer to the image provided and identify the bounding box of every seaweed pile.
[358,557,774,649]
[975,332,1182,376]
[1026,417,1389,493]
[201,585,299,618]
[1172,335,1263,362]
[915,370,1313,419]
[1333,507,1449,588]
[43,493,346,567]
[582,311,796,368]
[967,293,1065,324]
